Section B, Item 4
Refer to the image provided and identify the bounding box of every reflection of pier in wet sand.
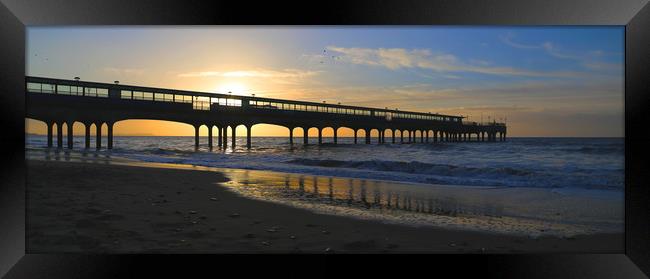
[220,168,622,236]
[231,169,507,218]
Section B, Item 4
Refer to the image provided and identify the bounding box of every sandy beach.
[25,159,623,253]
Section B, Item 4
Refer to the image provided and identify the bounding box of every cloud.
[500,33,542,49]
[325,46,588,78]
[178,69,320,79]
[501,33,623,71]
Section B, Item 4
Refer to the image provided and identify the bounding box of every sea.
[26,135,625,237]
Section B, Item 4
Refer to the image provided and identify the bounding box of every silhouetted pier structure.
[26,76,507,150]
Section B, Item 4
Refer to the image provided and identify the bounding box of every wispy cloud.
[325,46,588,78]
[500,32,622,71]
[178,69,320,79]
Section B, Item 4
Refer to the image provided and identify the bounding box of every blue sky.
[26,27,624,137]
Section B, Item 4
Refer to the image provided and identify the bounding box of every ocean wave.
[560,146,623,155]
[287,158,535,177]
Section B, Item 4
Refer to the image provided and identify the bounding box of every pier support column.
[289,128,294,145]
[354,130,358,144]
[303,128,308,145]
[67,121,73,149]
[107,122,113,149]
[365,129,371,144]
[223,127,228,149]
[433,131,437,143]
[232,125,237,148]
[208,126,213,149]
[95,123,102,149]
[84,123,90,149]
[217,126,222,148]
[392,129,396,144]
[377,130,382,144]
[425,131,429,143]
[333,128,338,144]
[194,125,200,149]
[400,130,404,143]
[420,130,424,143]
[246,125,252,149]
[56,122,63,148]
[46,122,53,147]
[504,132,507,141]
[318,128,323,145]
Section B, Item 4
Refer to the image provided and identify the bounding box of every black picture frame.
[0,0,648,278]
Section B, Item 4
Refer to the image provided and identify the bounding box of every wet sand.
[26,160,623,253]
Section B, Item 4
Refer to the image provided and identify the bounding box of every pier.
[25,76,507,150]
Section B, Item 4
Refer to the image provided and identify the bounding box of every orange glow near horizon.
[25,119,370,137]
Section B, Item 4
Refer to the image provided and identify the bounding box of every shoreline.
[26,159,623,253]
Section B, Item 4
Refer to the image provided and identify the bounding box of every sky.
[25,26,624,137]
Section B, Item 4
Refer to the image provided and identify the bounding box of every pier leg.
[217,126,222,148]
[365,129,371,144]
[425,131,429,143]
[232,125,237,148]
[303,128,308,145]
[57,122,63,148]
[67,122,73,149]
[333,128,338,144]
[96,123,102,149]
[420,131,424,143]
[84,123,90,149]
[354,130,358,144]
[289,128,294,145]
[433,131,437,143]
[377,130,381,144]
[194,126,199,149]
[318,128,323,145]
[223,127,228,149]
[392,130,396,144]
[208,126,213,150]
[247,125,252,149]
[400,130,404,143]
[107,123,113,149]
[47,122,53,147]
[504,132,507,141]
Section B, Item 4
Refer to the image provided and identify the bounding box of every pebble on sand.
[229,213,241,218]
[189,210,197,214]
[210,197,218,201]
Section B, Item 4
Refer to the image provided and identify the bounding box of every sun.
[214,82,248,95]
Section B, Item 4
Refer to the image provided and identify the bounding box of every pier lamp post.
[74,76,80,81]
[114,81,119,84]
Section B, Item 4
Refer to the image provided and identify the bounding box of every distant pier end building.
[25,76,507,150]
